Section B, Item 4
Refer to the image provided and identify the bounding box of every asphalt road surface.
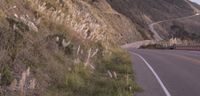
[129,49,200,96]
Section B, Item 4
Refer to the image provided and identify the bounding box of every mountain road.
[129,49,200,96]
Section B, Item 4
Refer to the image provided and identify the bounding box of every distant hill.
[107,0,200,41]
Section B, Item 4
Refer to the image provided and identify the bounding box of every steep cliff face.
[107,0,197,40]
[108,0,192,24]
[0,0,198,45]
[145,0,200,40]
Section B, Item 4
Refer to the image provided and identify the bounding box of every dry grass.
[0,0,141,95]
[0,9,5,21]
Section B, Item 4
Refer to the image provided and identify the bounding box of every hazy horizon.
[190,0,200,5]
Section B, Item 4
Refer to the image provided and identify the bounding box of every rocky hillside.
[0,0,141,95]
[24,0,145,45]
[107,0,200,41]
[1,0,198,45]
[108,0,194,25]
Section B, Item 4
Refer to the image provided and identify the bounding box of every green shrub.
[65,72,85,90]
[0,65,13,86]
[64,64,92,90]
[98,48,141,94]
[100,48,133,74]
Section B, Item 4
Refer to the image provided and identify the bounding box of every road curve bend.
[130,49,200,96]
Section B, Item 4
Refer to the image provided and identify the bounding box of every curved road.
[123,0,200,48]
[124,1,200,96]
[129,49,200,96]
[149,0,200,41]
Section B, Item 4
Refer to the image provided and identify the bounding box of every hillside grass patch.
[44,47,141,96]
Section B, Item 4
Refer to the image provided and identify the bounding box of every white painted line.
[132,52,171,96]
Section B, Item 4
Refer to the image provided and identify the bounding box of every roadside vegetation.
[44,47,141,96]
[0,0,140,95]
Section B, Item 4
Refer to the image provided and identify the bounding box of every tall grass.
[0,9,5,21]
[44,47,140,96]
[0,0,140,95]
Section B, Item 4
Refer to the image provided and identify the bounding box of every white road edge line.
[132,52,171,96]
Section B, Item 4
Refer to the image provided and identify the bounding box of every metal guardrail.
[142,44,200,51]
[175,45,200,51]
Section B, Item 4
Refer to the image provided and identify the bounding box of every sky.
[190,0,200,5]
